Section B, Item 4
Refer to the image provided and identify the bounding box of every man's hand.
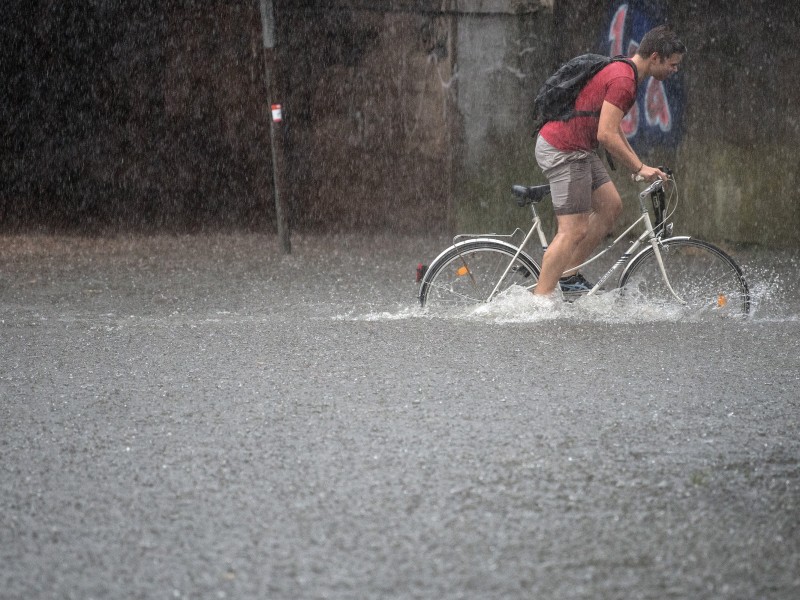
[633,164,668,182]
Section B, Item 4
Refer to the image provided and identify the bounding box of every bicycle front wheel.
[419,239,540,308]
[618,237,750,316]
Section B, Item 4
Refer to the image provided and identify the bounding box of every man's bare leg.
[534,183,622,295]
[534,213,590,296]
[560,182,622,277]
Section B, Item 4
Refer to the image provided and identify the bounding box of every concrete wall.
[298,0,800,247]
[2,0,796,245]
[548,0,800,247]
[277,8,456,232]
[279,0,552,233]
[456,14,540,168]
[671,1,799,247]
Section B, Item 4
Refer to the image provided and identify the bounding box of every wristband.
[635,162,644,174]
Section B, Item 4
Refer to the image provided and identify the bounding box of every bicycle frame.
[486,178,687,303]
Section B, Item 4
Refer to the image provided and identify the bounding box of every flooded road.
[1,233,798,599]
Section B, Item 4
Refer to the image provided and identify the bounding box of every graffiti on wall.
[604,1,684,149]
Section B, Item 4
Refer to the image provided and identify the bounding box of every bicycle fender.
[420,238,540,289]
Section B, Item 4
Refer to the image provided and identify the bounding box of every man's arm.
[597,100,666,181]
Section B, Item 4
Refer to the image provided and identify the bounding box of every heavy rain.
[1,1,799,599]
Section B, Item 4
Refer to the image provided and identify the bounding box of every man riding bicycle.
[534,25,686,297]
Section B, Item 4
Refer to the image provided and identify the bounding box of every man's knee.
[574,220,592,242]
[556,217,591,246]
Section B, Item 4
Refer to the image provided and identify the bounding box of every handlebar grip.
[633,166,673,183]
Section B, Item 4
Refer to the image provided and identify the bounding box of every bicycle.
[417,169,750,317]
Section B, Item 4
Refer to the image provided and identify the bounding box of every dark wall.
[1,0,274,233]
[674,0,797,145]
[2,0,798,243]
[552,0,799,146]
[549,0,800,245]
[275,6,455,232]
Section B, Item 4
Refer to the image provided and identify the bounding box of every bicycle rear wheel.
[618,237,750,316]
[419,239,540,308]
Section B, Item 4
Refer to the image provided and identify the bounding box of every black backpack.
[532,54,637,136]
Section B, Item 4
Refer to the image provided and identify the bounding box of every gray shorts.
[535,136,611,215]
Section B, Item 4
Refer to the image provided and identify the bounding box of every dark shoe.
[559,273,594,293]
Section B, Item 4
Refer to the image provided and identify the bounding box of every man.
[534,25,686,297]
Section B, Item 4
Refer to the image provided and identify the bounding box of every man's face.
[651,52,683,81]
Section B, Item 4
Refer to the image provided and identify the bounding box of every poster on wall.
[602,0,685,150]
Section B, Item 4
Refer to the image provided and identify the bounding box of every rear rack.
[452,229,528,245]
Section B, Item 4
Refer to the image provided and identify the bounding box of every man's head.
[637,25,686,80]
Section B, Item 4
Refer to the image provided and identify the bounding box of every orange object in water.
[456,265,470,277]
[717,294,728,308]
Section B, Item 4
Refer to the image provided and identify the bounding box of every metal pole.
[259,0,291,253]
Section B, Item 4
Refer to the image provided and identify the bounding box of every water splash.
[341,272,798,324]
[740,259,799,322]
[462,286,687,324]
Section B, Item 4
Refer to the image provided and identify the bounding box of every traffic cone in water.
[416,263,428,283]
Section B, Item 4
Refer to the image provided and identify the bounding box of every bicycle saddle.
[512,184,551,207]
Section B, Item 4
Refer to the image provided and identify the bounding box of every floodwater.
[1,233,798,599]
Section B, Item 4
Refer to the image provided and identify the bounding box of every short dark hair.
[637,25,686,58]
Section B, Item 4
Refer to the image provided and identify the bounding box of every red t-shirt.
[539,61,637,152]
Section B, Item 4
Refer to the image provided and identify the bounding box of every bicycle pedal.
[561,291,588,302]
[561,286,604,302]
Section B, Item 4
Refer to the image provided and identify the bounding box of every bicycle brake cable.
[663,176,678,223]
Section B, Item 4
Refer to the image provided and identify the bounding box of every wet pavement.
[1,233,798,599]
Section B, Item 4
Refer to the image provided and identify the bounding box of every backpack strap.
[567,56,638,119]
[613,55,638,86]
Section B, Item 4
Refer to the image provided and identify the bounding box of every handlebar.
[639,179,664,196]
[633,166,673,182]
[636,166,673,197]
[636,167,676,235]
